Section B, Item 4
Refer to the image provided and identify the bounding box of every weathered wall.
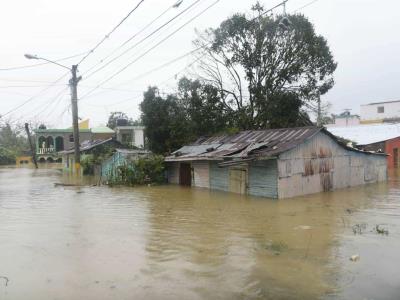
[192,161,210,188]
[167,162,180,184]
[248,160,278,198]
[210,161,229,192]
[385,138,400,168]
[278,132,387,199]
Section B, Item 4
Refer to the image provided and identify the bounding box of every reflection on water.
[0,167,399,299]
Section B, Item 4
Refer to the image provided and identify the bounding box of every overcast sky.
[1,0,399,128]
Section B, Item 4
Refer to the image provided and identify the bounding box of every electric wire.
[83,0,204,80]
[80,0,220,100]
[0,72,69,118]
[81,0,178,76]
[76,0,146,66]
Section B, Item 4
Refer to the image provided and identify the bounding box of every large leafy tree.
[194,4,337,128]
[177,77,232,136]
[140,87,192,154]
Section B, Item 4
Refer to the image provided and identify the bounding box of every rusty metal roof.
[166,127,322,161]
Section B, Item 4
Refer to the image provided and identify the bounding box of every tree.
[106,112,142,129]
[0,123,28,165]
[177,77,232,136]
[140,87,192,154]
[194,4,337,129]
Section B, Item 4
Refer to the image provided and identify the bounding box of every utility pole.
[24,123,38,169]
[317,98,322,127]
[69,65,82,174]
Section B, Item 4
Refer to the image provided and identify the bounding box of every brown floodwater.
[0,167,399,300]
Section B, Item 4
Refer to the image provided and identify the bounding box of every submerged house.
[327,123,400,168]
[165,127,387,199]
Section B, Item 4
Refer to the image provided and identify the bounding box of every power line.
[80,0,220,100]
[0,52,87,71]
[76,0,146,66]
[83,0,204,80]
[294,0,321,12]
[81,0,179,77]
[0,72,69,118]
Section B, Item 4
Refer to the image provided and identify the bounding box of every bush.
[110,155,165,186]
[0,147,16,165]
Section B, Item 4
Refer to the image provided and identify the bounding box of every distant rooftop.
[326,123,400,145]
[34,126,114,134]
[362,99,400,106]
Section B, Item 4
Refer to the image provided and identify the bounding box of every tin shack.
[165,127,387,199]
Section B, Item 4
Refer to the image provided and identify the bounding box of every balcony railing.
[38,147,56,154]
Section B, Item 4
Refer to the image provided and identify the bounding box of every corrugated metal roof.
[60,138,118,154]
[165,126,386,162]
[166,127,321,161]
[326,123,400,145]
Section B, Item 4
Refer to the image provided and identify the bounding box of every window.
[69,134,74,142]
[377,106,384,113]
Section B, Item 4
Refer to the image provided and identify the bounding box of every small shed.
[165,127,387,199]
[101,148,151,180]
[327,123,400,168]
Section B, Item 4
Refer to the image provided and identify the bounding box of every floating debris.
[375,225,389,235]
[294,225,311,230]
[352,223,367,235]
[0,276,9,287]
[350,254,360,262]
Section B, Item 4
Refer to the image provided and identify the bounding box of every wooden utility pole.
[24,123,38,169]
[69,65,82,174]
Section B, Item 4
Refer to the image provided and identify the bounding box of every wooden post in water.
[24,123,38,169]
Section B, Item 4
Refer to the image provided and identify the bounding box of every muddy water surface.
[0,167,399,299]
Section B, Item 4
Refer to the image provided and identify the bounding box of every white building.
[330,111,360,127]
[360,100,400,123]
[114,125,145,148]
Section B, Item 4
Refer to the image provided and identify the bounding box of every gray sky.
[1,0,399,128]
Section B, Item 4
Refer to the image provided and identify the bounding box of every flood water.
[0,167,399,300]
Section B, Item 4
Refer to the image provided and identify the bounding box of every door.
[179,163,192,186]
[394,148,399,168]
[229,168,247,194]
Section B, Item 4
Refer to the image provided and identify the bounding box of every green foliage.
[0,123,28,165]
[0,147,16,165]
[140,87,193,154]
[109,155,165,186]
[81,144,118,175]
[81,154,96,175]
[194,5,337,128]
[106,112,142,129]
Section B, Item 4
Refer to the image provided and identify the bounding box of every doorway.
[229,168,247,194]
[179,163,192,186]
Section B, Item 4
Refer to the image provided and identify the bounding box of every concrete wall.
[277,132,387,199]
[361,101,400,122]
